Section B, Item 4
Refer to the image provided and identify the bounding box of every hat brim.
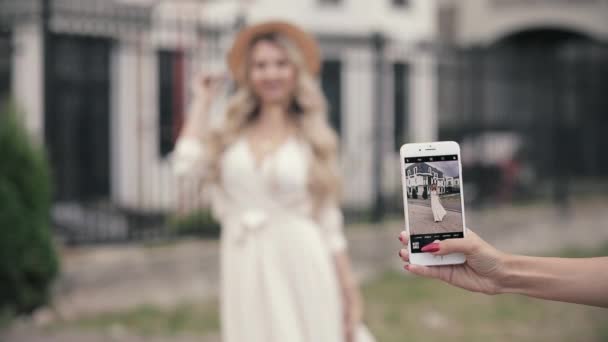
[227,21,321,84]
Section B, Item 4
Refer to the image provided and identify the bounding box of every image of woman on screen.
[430,183,447,222]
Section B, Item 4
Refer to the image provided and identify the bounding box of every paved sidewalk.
[408,195,462,212]
[3,197,608,342]
[407,203,463,235]
[1,324,220,342]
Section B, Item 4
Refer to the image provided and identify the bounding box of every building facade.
[1,0,440,213]
[2,0,607,218]
[404,161,461,197]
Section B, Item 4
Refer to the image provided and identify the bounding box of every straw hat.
[227,20,321,83]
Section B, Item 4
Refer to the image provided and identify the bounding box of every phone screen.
[404,154,464,253]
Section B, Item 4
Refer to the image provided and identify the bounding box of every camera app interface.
[405,155,464,253]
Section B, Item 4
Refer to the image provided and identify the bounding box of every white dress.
[430,189,447,222]
[173,135,375,342]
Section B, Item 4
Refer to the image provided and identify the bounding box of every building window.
[321,59,342,136]
[158,50,185,158]
[392,0,409,7]
[393,63,409,150]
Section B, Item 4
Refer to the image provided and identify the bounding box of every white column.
[409,48,438,143]
[341,47,374,209]
[112,41,141,209]
[381,56,400,196]
[12,23,44,142]
[114,37,181,213]
[139,44,178,212]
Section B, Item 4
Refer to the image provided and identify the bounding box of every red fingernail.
[398,250,402,258]
[398,235,403,242]
[421,242,440,253]
[404,264,410,271]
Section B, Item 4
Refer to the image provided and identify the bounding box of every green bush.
[168,209,220,238]
[0,103,59,315]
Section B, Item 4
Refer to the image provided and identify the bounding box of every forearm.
[333,251,363,318]
[499,255,608,307]
[334,252,356,290]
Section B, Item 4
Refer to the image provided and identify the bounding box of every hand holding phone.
[400,141,467,266]
[398,229,506,295]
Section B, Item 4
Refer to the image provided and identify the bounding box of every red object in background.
[498,158,520,201]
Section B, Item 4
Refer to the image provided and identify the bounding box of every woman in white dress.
[172,21,374,342]
[430,184,447,222]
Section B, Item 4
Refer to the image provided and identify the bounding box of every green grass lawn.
[48,301,220,337]
[48,273,608,342]
[366,242,608,342]
[362,271,608,342]
[47,244,608,341]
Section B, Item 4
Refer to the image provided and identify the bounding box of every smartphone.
[400,141,466,266]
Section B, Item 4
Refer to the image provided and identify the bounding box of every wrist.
[340,279,359,298]
[191,93,212,114]
[195,99,212,118]
[185,101,211,132]
[199,96,212,110]
[495,252,525,295]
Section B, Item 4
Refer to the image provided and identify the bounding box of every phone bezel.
[399,141,466,266]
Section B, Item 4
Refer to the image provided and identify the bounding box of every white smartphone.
[400,141,466,266]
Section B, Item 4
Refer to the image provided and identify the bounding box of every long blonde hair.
[203,33,341,209]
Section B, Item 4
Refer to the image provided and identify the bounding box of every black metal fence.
[0,28,9,108]
[437,41,608,207]
[1,0,234,244]
[1,1,607,244]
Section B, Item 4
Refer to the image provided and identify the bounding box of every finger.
[398,231,409,245]
[202,75,221,87]
[398,248,409,262]
[405,263,442,279]
[432,229,480,256]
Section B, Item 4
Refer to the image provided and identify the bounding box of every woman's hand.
[399,229,608,307]
[191,72,227,109]
[398,230,509,295]
[181,72,227,139]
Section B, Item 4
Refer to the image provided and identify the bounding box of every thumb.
[405,263,442,279]
[433,234,477,256]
